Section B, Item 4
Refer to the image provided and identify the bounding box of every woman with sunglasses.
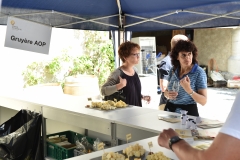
[164,40,207,116]
[101,41,151,107]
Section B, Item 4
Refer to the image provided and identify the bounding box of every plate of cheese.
[86,100,130,111]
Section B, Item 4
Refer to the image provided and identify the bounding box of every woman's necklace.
[121,66,134,76]
[126,69,134,76]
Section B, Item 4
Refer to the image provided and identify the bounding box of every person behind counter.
[158,91,240,160]
[159,34,189,110]
[164,40,207,116]
[101,41,150,107]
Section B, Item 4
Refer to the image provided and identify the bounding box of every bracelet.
[189,90,194,96]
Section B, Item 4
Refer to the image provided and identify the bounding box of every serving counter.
[0,91,221,160]
[67,136,212,160]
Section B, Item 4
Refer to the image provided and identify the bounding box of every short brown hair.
[118,41,140,62]
[171,40,198,70]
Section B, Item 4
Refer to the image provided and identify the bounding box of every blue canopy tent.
[0,2,239,156]
[1,0,240,31]
[1,0,240,66]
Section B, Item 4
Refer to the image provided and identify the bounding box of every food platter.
[90,151,145,160]
[90,143,173,160]
[86,105,133,111]
[85,100,132,111]
[90,151,173,160]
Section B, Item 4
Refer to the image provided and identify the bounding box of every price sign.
[126,134,132,141]
[148,141,153,148]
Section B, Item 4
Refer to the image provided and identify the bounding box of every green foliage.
[83,31,115,86]
[22,30,115,89]
[22,54,71,88]
[22,61,47,87]
[68,42,115,86]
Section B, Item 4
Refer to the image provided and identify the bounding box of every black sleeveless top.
[120,70,142,107]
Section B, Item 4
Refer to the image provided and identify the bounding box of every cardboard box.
[227,80,240,88]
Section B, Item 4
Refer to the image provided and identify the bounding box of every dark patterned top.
[120,70,142,107]
[101,67,142,107]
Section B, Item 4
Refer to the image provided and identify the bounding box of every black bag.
[103,69,126,102]
[0,109,43,160]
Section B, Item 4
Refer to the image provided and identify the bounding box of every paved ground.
[143,87,239,122]
[198,87,239,122]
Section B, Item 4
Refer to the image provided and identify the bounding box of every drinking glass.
[172,81,180,92]
[171,81,179,100]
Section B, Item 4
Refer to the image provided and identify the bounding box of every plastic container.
[46,130,95,160]
[74,149,85,156]
[63,75,100,97]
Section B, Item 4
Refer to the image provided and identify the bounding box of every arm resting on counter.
[172,133,240,160]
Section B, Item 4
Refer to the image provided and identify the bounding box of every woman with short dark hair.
[164,40,207,116]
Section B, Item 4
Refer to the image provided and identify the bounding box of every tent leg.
[41,106,47,158]
[111,29,132,68]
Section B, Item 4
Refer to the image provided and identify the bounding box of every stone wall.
[194,28,232,76]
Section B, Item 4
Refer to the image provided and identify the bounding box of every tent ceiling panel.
[1,0,240,31]
[2,0,118,16]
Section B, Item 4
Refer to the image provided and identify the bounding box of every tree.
[22,30,115,89]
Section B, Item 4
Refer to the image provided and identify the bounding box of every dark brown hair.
[118,41,140,62]
[171,40,198,70]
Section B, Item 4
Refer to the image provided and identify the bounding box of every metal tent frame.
[1,0,240,31]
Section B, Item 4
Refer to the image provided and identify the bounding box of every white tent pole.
[217,9,240,17]
[125,11,178,21]
[150,10,182,19]
[55,19,118,28]
[54,11,86,20]
[151,19,181,27]
[225,16,240,19]
[0,13,7,18]
[55,11,117,21]
[111,30,120,68]
[183,9,240,27]
[0,11,52,18]
[182,16,220,27]
[184,9,240,19]
[125,18,181,28]
[125,9,240,28]
[184,10,219,16]
[115,0,125,67]
[116,0,123,29]
[0,9,119,28]
[125,13,181,28]
[54,14,119,28]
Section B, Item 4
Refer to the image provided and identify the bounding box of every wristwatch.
[169,136,183,151]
